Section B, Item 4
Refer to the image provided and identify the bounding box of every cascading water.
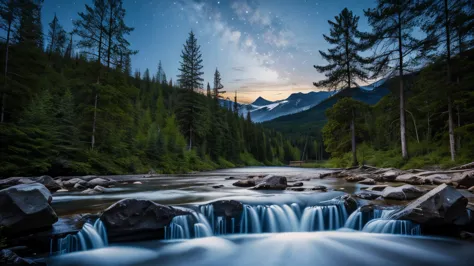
[165,201,349,239]
[53,219,108,255]
[362,219,421,235]
[344,207,397,231]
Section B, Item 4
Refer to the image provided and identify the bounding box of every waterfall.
[240,203,303,233]
[362,219,421,235]
[54,219,108,255]
[164,211,214,240]
[300,204,347,231]
[344,207,397,231]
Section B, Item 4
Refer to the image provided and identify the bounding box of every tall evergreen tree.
[15,0,43,49]
[213,68,226,101]
[364,0,426,159]
[176,31,207,150]
[0,0,19,123]
[206,82,211,98]
[64,32,74,59]
[314,8,370,90]
[47,14,67,55]
[104,0,134,69]
[314,8,370,165]
[156,60,163,83]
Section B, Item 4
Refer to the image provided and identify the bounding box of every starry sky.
[42,0,376,103]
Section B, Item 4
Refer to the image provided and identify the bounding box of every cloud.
[232,66,246,72]
[230,78,257,83]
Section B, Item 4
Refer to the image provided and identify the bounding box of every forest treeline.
[315,0,474,169]
[0,0,300,177]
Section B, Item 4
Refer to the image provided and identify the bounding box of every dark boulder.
[62,178,86,189]
[100,199,188,242]
[232,180,256,187]
[211,200,244,218]
[288,187,305,192]
[225,176,235,180]
[353,191,381,200]
[0,184,58,236]
[0,249,45,265]
[335,194,358,214]
[311,186,327,191]
[252,175,287,190]
[290,182,304,187]
[390,184,468,225]
[212,185,224,189]
[0,177,35,190]
[32,176,61,192]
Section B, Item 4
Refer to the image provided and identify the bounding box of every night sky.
[42,0,376,103]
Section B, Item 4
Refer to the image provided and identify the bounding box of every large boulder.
[100,199,188,242]
[395,174,424,185]
[232,180,256,187]
[381,185,425,200]
[32,176,61,192]
[0,183,58,236]
[390,184,468,225]
[252,175,287,190]
[358,178,376,185]
[344,174,369,182]
[377,169,405,181]
[0,249,44,265]
[211,200,243,218]
[0,177,35,190]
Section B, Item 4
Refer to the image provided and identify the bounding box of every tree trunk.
[456,105,461,150]
[444,0,455,161]
[448,97,456,161]
[406,109,420,143]
[91,93,98,150]
[188,127,193,151]
[351,108,358,166]
[398,12,408,159]
[1,19,12,123]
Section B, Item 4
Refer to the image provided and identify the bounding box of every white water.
[54,219,108,255]
[166,200,350,239]
[344,207,398,230]
[362,219,421,235]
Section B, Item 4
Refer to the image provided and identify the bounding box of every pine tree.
[233,91,239,114]
[74,0,108,64]
[47,14,67,55]
[314,8,371,90]
[176,31,207,150]
[213,68,226,100]
[0,0,19,123]
[156,60,163,83]
[15,0,43,49]
[104,0,134,69]
[364,0,426,159]
[64,32,74,59]
[206,82,211,98]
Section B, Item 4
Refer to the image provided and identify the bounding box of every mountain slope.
[263,81,390,137]
[252,96,274,106]
[241,91,333,122]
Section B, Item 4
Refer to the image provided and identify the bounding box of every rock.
[344,174,368,182]
[382,184,425,200]
[319,171,338,178]
[0,249,44,265]
[211,200,243,218]
[290,182,304,187]
[133,181,143,185]
[0,177,35,190]
[252,175,287,190]
[212,185,224,189]
[452,170,474,188]
[365,185,388,192]
[56,189,69,192]
[288,187,305,191]
[422,174,452,185]
[73,182,86,190]
[232,180,256,187]
[62,178,86,188]
[336,194,358,214]
[0,183,58,236]
[358,178,376,185]
[390,184,468,225]
[80,175,98,181]
[225,176,235,180]
[87,178,115,188]
[311,186,327,191]
[31,176,60,192]
[81,186,106,195]
[353,191,381,200]
[378,169,405,181]
[395,174,424,185]
[100,199,188,241]
[469,186,474,193]
[460,231,474,241]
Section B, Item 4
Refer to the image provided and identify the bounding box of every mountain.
[263,80,390,137]
[252,96,274,106]
[240,91,334,123]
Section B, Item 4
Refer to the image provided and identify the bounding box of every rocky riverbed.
[1,166,474,265]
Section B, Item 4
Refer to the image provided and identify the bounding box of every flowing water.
[48,167,470,265]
